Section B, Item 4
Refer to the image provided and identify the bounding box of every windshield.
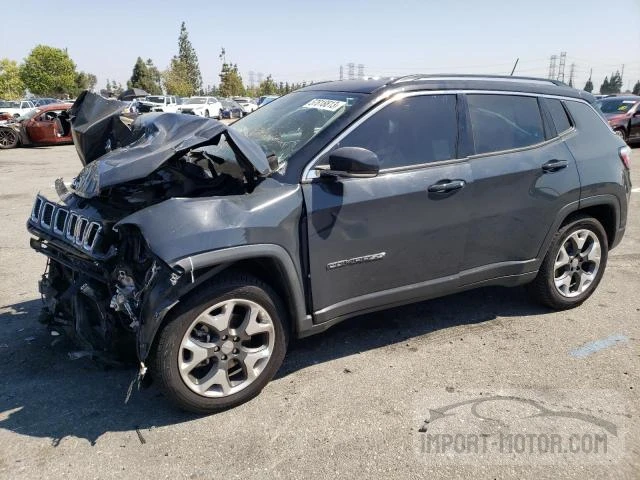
[146,96,165,104]
[597,98,639,114]
[0,101,20,108]
[17,108,42,121]
[231,90,364,163]
[187,97,207,104]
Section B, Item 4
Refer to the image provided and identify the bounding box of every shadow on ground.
[0,286,548,444]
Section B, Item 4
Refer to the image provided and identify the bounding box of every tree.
[218,63,245,97]
[633,81,640,96]
[73,71,97,96]
[583,77,593,93]
[0,59,24,99]
[163,56,193,96]
[146,58,162,93]
[127,57,162,94]
[608,70,623,94]
[20,45,77,97]
[600,76,610,94]
[177,22,202,95]
[257,74,278,96]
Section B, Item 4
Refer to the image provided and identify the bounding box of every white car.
[138,95,180,113]
[177,96,223,119]
[233,97,258,115]
[0,100,36,118]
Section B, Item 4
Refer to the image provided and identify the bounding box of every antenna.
[510,58,519,76]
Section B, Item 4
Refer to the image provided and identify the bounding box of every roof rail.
[390,74,567,87]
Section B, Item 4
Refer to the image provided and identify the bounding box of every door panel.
[303,161,472,315]
[26,119,56,144]
[463,139,580,274]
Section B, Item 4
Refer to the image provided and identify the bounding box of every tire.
[528,215,608,310]
[0,128,19,149]
[152,272,289,414]
[614,128,627,142]
[204,109,210,118]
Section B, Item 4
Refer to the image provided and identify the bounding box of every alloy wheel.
[178,299,275,397]
[553,229,601,298]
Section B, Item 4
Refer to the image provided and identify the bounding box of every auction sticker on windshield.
[302,99,346,112]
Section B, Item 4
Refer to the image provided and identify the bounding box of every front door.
[302,93,472,322]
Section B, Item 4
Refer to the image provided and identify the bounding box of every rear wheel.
[528,215,608,309]
[0,128,18,149]
[152,273,288,413]
[204,109,210,118]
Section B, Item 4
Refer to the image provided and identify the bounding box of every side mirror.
[318,147,380,179]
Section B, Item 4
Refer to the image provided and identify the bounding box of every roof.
[301,74,597,103]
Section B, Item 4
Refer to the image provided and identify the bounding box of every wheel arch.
[140,244,309,362]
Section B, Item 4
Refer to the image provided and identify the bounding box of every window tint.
[564,100,611,137]
[546,98,572,134]
[467,94,544,154]
[337,95,457,168]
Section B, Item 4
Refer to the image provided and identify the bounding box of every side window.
[467,94,545,155]
[546,98,572,134]
[564,100,611,136]
[337,95,458,169]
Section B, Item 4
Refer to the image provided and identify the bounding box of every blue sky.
[2,0,639,93]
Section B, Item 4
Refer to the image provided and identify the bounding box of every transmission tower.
[357,64,365,80]
[257,72,264,84]
[568,63,575,87]
[248,71,255,89]
[347,63,355,80]
[339,65,344,81]
[557,52,567,82]
[548,55,557,80]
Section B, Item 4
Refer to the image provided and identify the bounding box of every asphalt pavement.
[0,144,638,479]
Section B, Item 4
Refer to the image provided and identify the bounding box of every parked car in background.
[257,95,279,107]
[220,98,244,119]
[0,100,36,118]
[178,96,223,118]
[32,98,60,107]
[233,97,258,115]
[596,95,640,143]
[138,95,180,113]
[0,103,73,149]
[0,112,12,124]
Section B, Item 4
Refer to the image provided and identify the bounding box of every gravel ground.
[0,144,638,479]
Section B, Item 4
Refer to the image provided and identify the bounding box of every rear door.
[461,93,581,281]
[628,102,640,141]
[302,93,472,321]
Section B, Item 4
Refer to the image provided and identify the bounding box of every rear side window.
[467,94,545,154]
[564,100,612,137]
[338,94,458,169]
[546,98,572,134]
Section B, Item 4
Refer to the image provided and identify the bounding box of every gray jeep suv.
[27,76,631,413]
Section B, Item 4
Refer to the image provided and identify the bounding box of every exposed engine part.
[110,270,139,328]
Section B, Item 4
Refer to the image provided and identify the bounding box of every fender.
[136,244,310,361]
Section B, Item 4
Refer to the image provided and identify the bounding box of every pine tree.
[218,63,244,97]
[127,57,162,94]
[633,81,640,96]
[600,76,610,95]
[608,70,622,94]
[177,22,202,95]
[583,78,593,93]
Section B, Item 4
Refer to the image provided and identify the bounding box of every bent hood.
[68,91,274,192]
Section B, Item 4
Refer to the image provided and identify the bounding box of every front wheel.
[152,273,288,413]
[614,128,627,142]
[528,215,608,310]
[0,128,18,149]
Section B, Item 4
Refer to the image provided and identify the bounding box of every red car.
[0,103,74,149]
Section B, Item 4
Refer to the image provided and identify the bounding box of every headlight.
[71,161,100,198]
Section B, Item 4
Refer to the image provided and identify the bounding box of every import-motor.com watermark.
[413,390,627,464]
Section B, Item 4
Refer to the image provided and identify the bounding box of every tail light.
[619,146,631,170]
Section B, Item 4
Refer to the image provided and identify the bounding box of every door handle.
[542,159,568,172]
[427,179,466,194]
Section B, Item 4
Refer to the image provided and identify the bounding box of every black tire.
[152,272,289,414]
[204,109,210,118]
[0,128,19,149]
[218,109,223,120]
[614,128,627,142]
[528,215,608,310]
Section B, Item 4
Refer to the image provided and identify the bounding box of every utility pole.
[557,52,567,82]
[357,64,365,80]
[568,63,575,87]
[549,55,557,80]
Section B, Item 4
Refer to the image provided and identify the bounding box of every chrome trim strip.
[53,208,68,235]
[66,213,79,241]
[31,197,43,222]
[40,203,55,229]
